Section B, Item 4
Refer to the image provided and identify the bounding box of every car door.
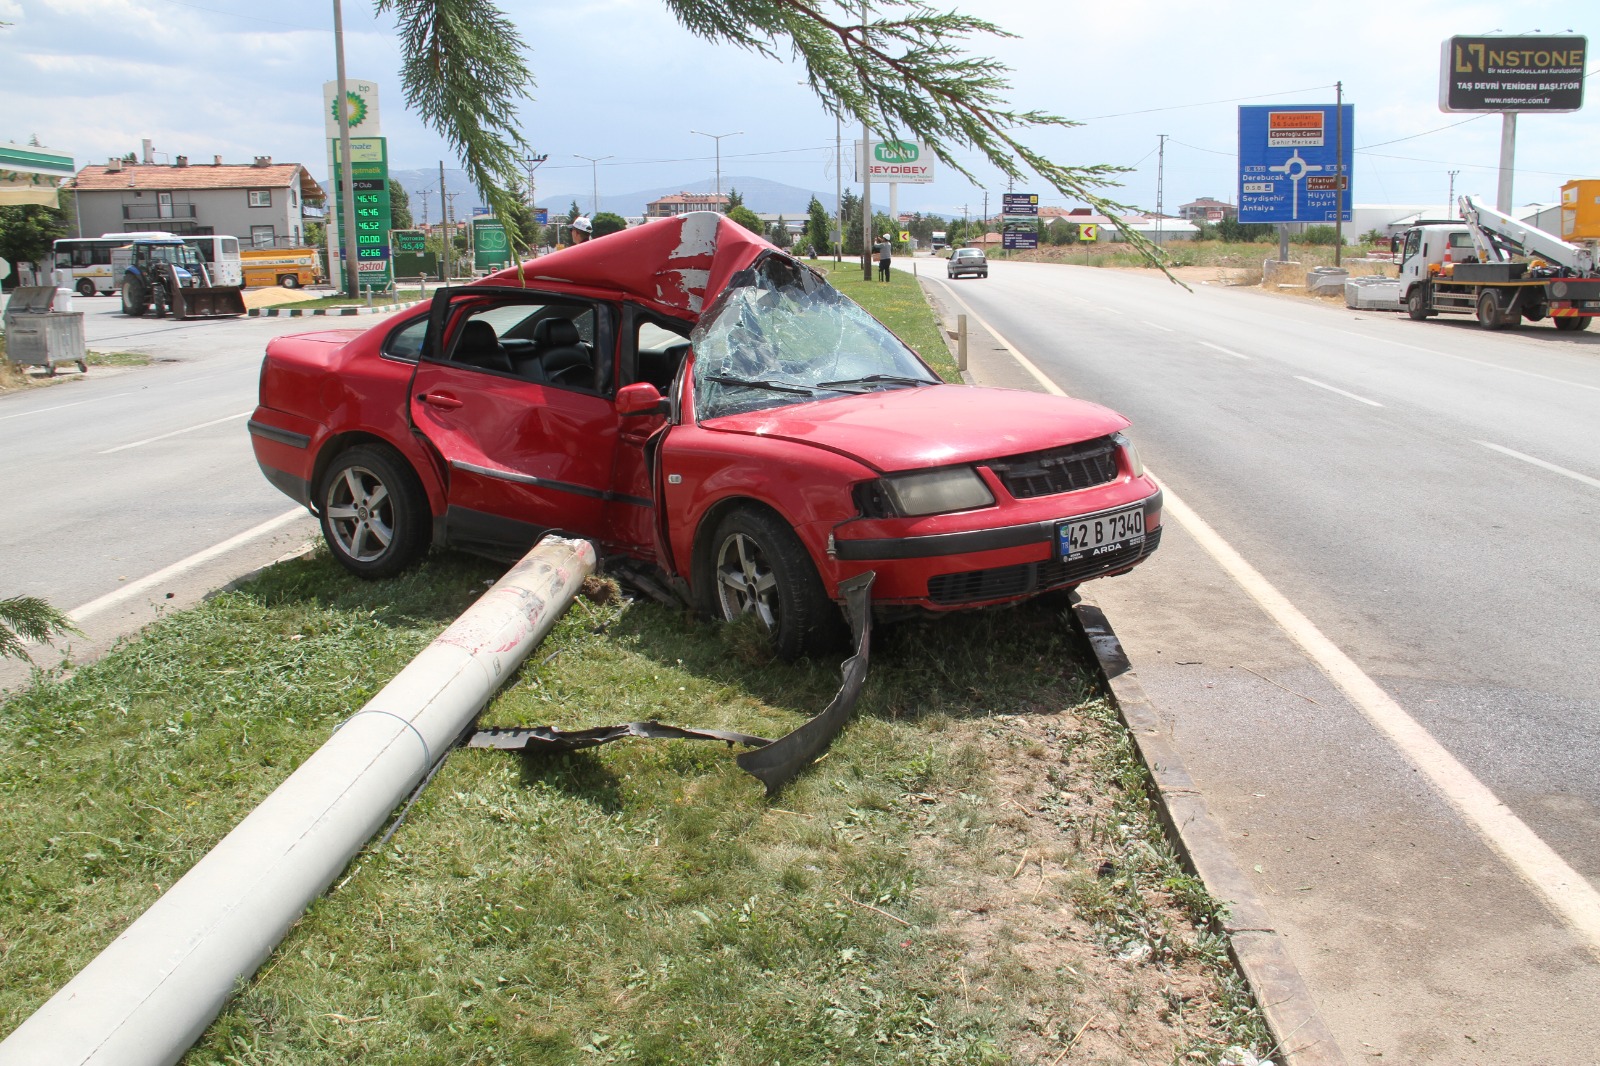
[408,287,623,555]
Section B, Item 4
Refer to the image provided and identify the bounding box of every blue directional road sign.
[1238,105,1353,224]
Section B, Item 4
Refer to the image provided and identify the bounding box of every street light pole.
[574,154,612,217]
[332,0,360,297]
[690,130,742,208]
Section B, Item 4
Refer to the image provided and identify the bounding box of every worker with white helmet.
[570,215,594,245]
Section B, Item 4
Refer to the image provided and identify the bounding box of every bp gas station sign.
[330,136,393,290]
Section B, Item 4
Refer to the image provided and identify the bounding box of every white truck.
[1397,194,1600,331]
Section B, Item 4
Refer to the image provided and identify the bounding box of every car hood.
[701,385,1129,473]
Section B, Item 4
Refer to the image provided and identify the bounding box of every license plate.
[1057,505,1145,561]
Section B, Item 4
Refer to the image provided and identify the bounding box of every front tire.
[317,444,431,578]
[278,274,300,289]
[705,507,843,660]
[76,279,97,298]
[1406,284,1432,320]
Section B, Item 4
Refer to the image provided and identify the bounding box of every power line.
[1357,115,1488,150]
[1082,84,1335,122]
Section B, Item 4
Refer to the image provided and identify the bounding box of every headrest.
[460,320,499,349]
[534,317,581,348]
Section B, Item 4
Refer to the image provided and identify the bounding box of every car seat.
[453,319,514,374]
[534,318,592,388]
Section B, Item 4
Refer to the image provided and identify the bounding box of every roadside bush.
[1296,225,1341,246]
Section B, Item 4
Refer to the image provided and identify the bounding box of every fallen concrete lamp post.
[0,535,599,1066]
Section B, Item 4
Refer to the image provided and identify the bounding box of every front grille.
[986,437,1119,499]
[927,526,1162,605]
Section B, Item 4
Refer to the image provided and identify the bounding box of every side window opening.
[428,297,613,393]
[632,315,692,391]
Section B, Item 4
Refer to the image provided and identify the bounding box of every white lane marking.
[929,279,1068,397]
[1146,322,1175,332]
[1475,440,1600,492]
[1331,328,1600,395]
[1101,307,1125,316]
[100,411,251,454]
[0,397,103,423]
[1199,341,1251,360]
[68,507,312,623]
[1155,476,1600,957]
[1295,376,1384,407]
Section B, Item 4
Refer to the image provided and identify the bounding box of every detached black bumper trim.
[247,420,312,450]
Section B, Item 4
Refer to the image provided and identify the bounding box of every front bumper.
[826,489,1163,608]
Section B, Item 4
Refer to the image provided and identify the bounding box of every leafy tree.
[727,205,764,235]
[804,196,831,256]
[1295,225,1341,246]
[725,187,745,212]
[1189,220,1218,241]
[1046,218,1077,245]
[1217,217,1275,243]
[498,180,536,248]
[567,200,584,224]
[389,180,415,229]
[304,220,326,250]
[0,596,77,663]
[839,189,862,255]
[0,194,67,270]
[767,216,792,248]
[591,211,628,237]
[374,0,1158,265]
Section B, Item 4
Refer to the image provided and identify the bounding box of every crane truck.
[1397,193,1600,331]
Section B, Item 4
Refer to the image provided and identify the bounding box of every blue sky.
[4,0,1598,217]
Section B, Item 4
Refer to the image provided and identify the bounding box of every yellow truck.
[239,248,324,289]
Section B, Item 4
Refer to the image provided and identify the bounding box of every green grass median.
[0,274,1271,1064]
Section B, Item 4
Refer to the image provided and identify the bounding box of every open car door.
[408,286,625,556]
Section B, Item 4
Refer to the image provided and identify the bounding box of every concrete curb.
[1071,599,1347,1066]
[248,299,426,318]
[913,271,1346,1065]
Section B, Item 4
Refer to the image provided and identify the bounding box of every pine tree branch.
[0,596,78,663]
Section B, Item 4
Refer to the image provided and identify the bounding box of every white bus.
[52,232,243,294]
[51,232,174,296]
[178,235,244,287]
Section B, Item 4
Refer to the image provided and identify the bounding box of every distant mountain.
[344,169,840,221]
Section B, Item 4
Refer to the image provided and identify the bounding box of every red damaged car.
[249,213,1161,657]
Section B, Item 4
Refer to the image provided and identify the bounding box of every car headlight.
[1112,431,1145,477]
[875,467,995,516]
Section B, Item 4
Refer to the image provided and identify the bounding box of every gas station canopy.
[0,142,75,208]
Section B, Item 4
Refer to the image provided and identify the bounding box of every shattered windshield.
[691,255,940,419]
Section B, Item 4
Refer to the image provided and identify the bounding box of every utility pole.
[438,160,453,281]
[1156,133,1166,248]
[835,110,843,262]
[520,153,547,257]
[1334,81,1344,267]
[1447,169,1460,217]
[981,190,989,244]
[858,0,872,281]
[417,187,431,229]
[332,0,360,297]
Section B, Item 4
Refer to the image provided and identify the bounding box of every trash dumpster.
[2,286,87,376]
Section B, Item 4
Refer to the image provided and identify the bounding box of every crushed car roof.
[483,211,782,321]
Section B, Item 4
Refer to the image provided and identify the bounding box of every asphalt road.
[926,260,1600,1063]
[0,294,397,686]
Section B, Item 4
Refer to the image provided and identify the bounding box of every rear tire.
[76,279,96,298]
[278,274,299,289]
[317,444,432,579]
[1406,284,1431,320]
[1553,316,1592,332]
[1477,289,1508,330]
[121,279,146,317]
[703,507,844,661]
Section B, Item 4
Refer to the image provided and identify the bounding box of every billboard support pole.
[1334,81,1344,266]
[1496,112,1516,215]
[1278,224,1289,263]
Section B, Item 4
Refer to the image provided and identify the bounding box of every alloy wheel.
[324,464,394,563]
